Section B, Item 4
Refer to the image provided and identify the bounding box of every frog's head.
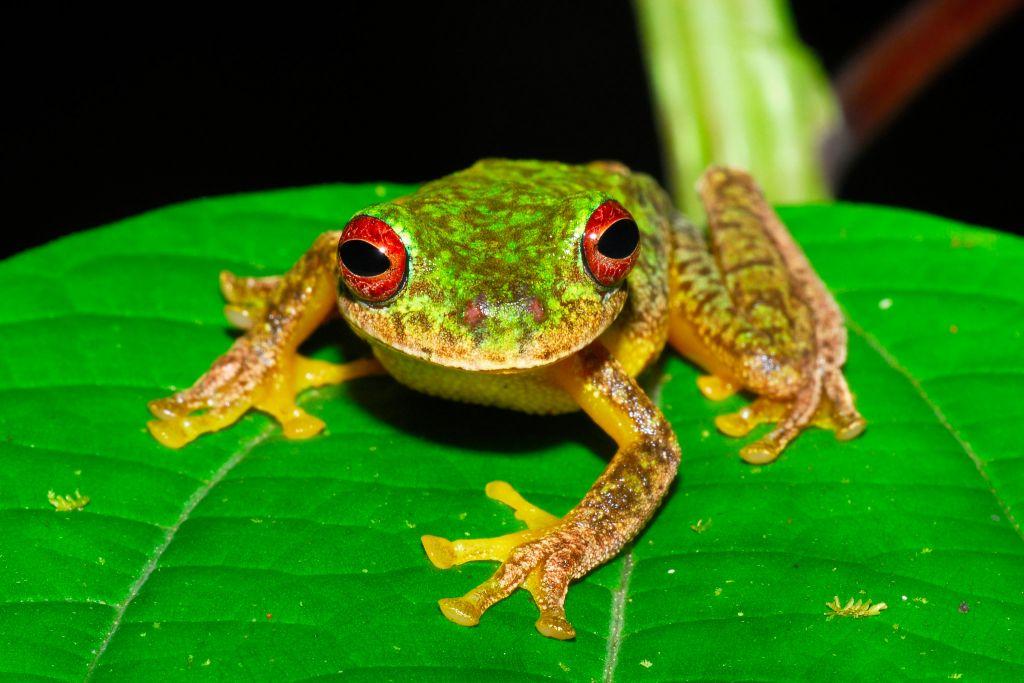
[335,160,640,372]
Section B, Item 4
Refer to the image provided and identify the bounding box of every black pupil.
[597,219,640,259]
[340,239,391,277]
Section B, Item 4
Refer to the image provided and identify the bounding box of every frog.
[147,159,865,640]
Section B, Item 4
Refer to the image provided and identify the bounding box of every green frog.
[147,159,865,640]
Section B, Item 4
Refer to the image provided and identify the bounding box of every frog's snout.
[463,294,547,330]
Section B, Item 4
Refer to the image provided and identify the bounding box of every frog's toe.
[484,480,560,528]
[280,410,326,440]
[739,433,786,465]
[254,396,326,440]
[421,535,458,569]
[823,369,867,441]
[536,612,575,640]
[223,304,261,330]
[432,534,582,639]
[438,597,484,627]
[421,527,540,568]
[147,396,181,420]
[147,389,212,420]
[219,271,281,329]
[717,395,815,464]
[294,356,383,391]
[834,414,867,441]
[697,374,740,401]
[714,398,786,438]
[219,270,281,304]
[146,403,249,449]
[422,482,582,639]
[715,378,866,463]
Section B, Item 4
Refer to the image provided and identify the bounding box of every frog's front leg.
[420,344,680,639]
[147,232,384,448]
[668,166,865,464]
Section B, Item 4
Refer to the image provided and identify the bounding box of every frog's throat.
[337,292,627,374]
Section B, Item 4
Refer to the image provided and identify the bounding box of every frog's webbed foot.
[147,231,384,448]
[713,364,866,464]
[421,481,583,640]
[148,340,382,448]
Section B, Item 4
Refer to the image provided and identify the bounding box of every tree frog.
[147,160,864,640]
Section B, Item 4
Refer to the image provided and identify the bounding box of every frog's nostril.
[465,294,488,329]
[526,296,546,323]
[464,294,546,329]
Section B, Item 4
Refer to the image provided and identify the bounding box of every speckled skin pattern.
[147,159,864,640]
[339,159,668,375]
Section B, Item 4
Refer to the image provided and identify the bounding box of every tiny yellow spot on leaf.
[558,662,570,673]
[714,587,723,596]
[690,518,711,533]
[825,596,888,619]
[913,596,929,604]
[640,660,653,669]
[920,547,932,554]
[47,489,90,512]
[949,674,963,680]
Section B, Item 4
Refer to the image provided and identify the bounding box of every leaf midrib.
[84,425,277,679]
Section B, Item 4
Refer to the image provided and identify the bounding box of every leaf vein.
[83,424,277,679]
[847,323,1024,542]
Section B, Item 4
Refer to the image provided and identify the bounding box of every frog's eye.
[582,200,640,287]
[338,215,408,303]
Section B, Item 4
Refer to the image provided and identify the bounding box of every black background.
[3,3,1021,259]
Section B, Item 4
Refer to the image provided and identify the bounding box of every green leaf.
[1,184,1021,681]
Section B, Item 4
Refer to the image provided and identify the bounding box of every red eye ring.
[337,215,408,303]
[582,200,640,287]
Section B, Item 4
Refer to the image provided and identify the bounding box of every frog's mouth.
[337,288,627,373]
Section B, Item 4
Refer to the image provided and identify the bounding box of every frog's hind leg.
[667,166,865,463]
[147,231,385,448]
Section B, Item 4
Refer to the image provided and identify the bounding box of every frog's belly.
[371,345,579,414]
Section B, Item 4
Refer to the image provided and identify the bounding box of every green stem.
[635,0,836,213]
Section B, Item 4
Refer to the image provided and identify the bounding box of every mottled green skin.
[337,159,669,372]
